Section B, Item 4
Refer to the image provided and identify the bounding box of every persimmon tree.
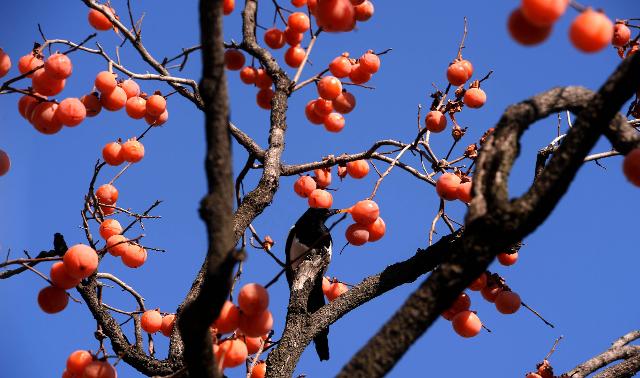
[0,0,639,377]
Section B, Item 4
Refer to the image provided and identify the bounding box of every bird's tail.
[309,275,330,361]
[314,328,330,361]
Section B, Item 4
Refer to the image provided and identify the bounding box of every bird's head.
[296,207,343,227]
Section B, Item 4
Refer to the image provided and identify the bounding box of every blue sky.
[0,1,638,377]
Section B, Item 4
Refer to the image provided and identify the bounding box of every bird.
[285,207,341,361]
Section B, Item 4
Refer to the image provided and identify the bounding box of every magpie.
[285,207,341,361]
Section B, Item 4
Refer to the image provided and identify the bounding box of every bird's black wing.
[284,225,296,288]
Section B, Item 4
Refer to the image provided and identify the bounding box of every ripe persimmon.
[96,184,119,205]
[350,200,379,225]
[313,98,333,117]
[324,112,345,132]
[88,6,114,31]
[102,142,124,166]
[436,173,461,201]
[613,22,631,47]
[292,0,307,6]
[325,281,348,301]
[256,88,274,110]
[66,350,94,374]
[359,51,380,74]
[240,66,258,84]
[332,91,356,114]
[125,96,147,119]
[0,48,10,78]
[345,223,369,246]
[481,285,503,303]
[238,283,270,315]
[44,53,72,80]
[497,251,518,266]
[145,109,169,126]
[255,69,273,89]
[264,28,286,49]
[145,94,165,116]
[521,0,569,27]
[284,27,304,46]
[214,300,240,333]
[460,59,474,78]
[241,333,269,354]
[425,110,447,133]
[308,189,333,208]
[318,76,343,100]
[82,360,117,378]
[322,276,331,294]
[354,1,374,22]
[31,69,65,96]
[469,272,487,291]
[119,79,140,98]
[141,309,163,333]
[251,361,267,378]
[305,100,326,124]
[31,102,64,135]
[457,180,472,203]
[238,309,273,337]
[122,244,147,268]
[464,87,486,108]
[18,54,42,77]
[106,235,129,257]
[120,138,145,163]
[100,86,127,111]
[569,8,614,53]
[366,217,386,242]
[294,175,317,198]
[18,94,44,119]
[224,49,245,70]
[95,71,117,93]
[160,314,175,337]
[349,64,371,84]
[223,0,235,15]
[285,45,306,68]
[495,291,522,314]
[623,149,640,187]
[50,261,81,290]
[63,244,99,279]
[314,168,332,188]
[446,61,469,86]
[99,219,122,240]
[316,0,356,32]
[346,159,369,179]
[81,93,102,117]
[56,97,86,127]
[37,285,69,314]
[216,339,248,368]
[0,149,9,177]
[451,310,482,337]
[329,55,352,78]
[450,292,472,314]
[289,12,311,33]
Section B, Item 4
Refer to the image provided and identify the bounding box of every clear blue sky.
[0,1,638,377]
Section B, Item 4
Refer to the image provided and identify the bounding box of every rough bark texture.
[176,1,237,378]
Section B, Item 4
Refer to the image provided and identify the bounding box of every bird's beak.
[329,208,350,216]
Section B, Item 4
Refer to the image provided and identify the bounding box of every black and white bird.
[285,207,341,361]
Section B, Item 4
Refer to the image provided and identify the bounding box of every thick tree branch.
[175,1,238,378]
[564,330,640,378]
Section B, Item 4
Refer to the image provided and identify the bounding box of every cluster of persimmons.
[0,0,639,377]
